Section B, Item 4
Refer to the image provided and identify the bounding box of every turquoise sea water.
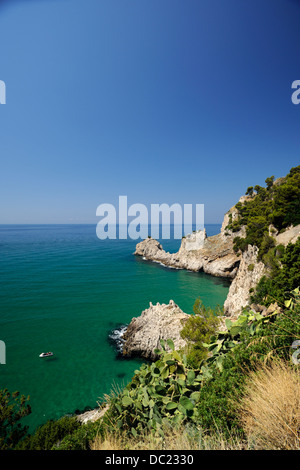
[0,224,230,432]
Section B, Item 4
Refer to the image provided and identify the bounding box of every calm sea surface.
[0,224,230,431]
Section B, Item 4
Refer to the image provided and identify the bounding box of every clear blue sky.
[0,0,299,224]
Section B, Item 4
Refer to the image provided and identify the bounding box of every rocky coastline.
[119,201,247,361]
[134,204,300,320]
[133,200,249,319]
[83,198,299,423]
[120,200,300,361]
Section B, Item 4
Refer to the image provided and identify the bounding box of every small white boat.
[39,352,53,358]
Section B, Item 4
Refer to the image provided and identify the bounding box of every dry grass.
[240,360,300,450]
[91,426,248,451]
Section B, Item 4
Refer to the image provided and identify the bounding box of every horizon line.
[0,222,222,226]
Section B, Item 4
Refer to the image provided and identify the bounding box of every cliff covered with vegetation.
[225,166,300,312]
[229,166,300,266]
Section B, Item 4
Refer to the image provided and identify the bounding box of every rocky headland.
[134,198,300,320]
[134,214,243,280]
[120,196,300,361]
[120,159,300,362]
[133,198,253,318]
[122,300,189,361]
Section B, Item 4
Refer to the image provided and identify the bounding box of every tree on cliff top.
[0,389,31,450]
[228,165,300,259]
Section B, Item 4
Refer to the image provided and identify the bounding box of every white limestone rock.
[122,300,189,361]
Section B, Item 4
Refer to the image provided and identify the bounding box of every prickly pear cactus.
[109,339,203,436]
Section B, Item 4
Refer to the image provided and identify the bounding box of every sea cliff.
[121,194,300,360]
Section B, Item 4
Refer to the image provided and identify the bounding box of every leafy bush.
[0,389,31,450]
[17,416,81,450]
[53,420,105,450]
[180,298,221,367]
[252,239,300,306]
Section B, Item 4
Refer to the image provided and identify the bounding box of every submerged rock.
[122,300,189,361]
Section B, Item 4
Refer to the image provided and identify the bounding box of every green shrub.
[252,239,300,306]
[233,236,248,253]
[17,416,81,450]
[258,234,276,260]
[54,420,105,450]
[180,298,221,368]
[0,389,31,450]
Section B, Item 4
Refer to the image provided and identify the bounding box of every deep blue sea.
[0,224,230,432]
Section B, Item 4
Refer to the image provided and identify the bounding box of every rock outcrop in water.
[134,203,246,280]
[122,300,189,361]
